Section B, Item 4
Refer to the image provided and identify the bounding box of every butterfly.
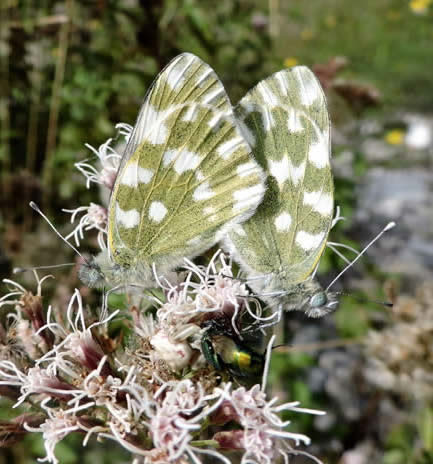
[79,53,265,289]
[223,66,339,318]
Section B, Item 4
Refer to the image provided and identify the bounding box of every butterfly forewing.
[226,66,333,290]
[109,102,265,272]
[104,53,266,282]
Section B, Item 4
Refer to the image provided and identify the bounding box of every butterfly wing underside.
[225,66,333,288]
[114,53,233,178]
[108,54,265,276]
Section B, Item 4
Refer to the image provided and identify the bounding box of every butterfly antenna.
[335,291,393,308]
[29,201,86,260]
[14,263,76,274]
[326,221,396,292]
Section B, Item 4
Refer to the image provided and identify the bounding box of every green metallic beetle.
[200,319,264,377]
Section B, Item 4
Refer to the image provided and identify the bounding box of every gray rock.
[354,168,433,279]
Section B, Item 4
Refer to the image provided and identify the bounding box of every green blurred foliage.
[1,0,433,463]
[1,0,273,209]
[280,0,433,109]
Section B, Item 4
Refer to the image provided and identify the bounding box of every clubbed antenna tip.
[326,221,397,292]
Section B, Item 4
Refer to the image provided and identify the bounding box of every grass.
[273,0,433,110]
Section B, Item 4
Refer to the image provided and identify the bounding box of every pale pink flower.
[0,363,77,407]
[150,330,193,372]
[214,384,325,464]
[146,380,229,463]
[16,319,46,359]
[75,138,121,190]
[63,203,108,248]
[25,411,81,464]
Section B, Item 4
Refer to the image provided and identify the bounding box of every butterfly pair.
[79,53,338,318]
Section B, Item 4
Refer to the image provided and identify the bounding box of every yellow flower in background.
[300,28,315,41]
[283,57,298,68]
[409,0,432,14]
[385,129,405,145]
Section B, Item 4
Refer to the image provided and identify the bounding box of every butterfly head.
[305,289,339,318]
[272,278,339,318]
[78,255,107,289]
[78,250,156,289]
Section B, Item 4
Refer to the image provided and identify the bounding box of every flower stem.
[189,439,219,448]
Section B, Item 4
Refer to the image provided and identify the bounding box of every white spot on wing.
[275,212,292,231]
[276,72,288,96]
[261,107,274,131]
[237,161,258,177]
[196,68,213,87]
[162,150,175,167]
[208,112,224,130]
[293,67,322,107]
[163,149,201,174]
[308,138,329,168]
[116,204,140,229]
[237,118,256,147]
[174,150,201,174]
[257,82,279,107]
[182,106,198,122]
[149,201,167,223]
[120,162,154,186]
[303,191,333,216]
[269,155,306,188]
[233,184,265,211]
[287,109,304,132]
[142,106,169,145]
[166,55,193,90]
[202,87,224,105]
[193,182,214,201]
[217,137,244,160]
[288,159,306,186]
[269,156,289,187]
[295,230,325,251]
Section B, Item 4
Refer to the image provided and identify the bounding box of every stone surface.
[354,168,433,281]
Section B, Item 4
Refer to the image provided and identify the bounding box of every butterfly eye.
[78,262,104,289]
[310,292,327,308]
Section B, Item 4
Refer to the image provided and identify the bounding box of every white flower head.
[63,203,108,248]
[25,411,81,464]
[147,380,227,462]
[154,251,266,345]
[76,137,122,190]
[150,330,193,372]
[214,384,325,464]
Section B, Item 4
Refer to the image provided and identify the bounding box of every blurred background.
[1,1,433,463]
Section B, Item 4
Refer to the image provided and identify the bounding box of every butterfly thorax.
[249,271,338,318]
[78,250,155,289]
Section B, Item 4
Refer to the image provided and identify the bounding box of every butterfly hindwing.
[225,66,335,314]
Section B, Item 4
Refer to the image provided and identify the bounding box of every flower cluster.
[0,125,325,463]
[0,265,322,464]
[364,281,433,400]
